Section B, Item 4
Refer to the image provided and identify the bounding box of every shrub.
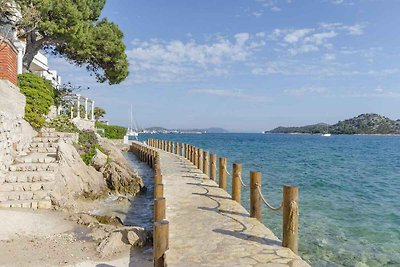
[18,73,55,128]
[77,130,106,165]
[95,122,127,139]
[46,115,79,133]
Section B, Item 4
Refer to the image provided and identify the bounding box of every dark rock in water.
[140,185,148,193]
[102,161,143,195]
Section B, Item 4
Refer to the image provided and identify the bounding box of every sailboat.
[123,105,139,144]
[321,123,331,137]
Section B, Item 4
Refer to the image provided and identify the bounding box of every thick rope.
[256,184,282,211]
[224,165,231,175]
[236,172,248,187]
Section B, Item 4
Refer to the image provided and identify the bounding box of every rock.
[91,148,108,171]
[68,214,99,226]
[93,215,123,226]
[96,231,129,258]
[51,142,108,209]
[88,227,110,242]
[121,226,152,247]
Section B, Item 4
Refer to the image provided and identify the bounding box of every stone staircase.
[0,128,78,209]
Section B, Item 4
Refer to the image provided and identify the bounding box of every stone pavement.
[158,150,311,267]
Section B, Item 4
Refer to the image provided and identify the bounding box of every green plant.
[46,115,78,133]
[78,130,106,165]
[95,122,127,139]
[18,73,55,128]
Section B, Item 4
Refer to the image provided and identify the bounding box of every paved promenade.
[158,150,310,267]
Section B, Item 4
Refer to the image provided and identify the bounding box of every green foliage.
[78,130,106,165]
[18,73,55,129]
[16,0,129,84]
[95,122,127,139]
[46,115,78,133]
[94,107,106,121]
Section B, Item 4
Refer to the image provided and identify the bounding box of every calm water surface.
[138,133,400,267]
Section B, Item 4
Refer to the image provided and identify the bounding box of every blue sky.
[49,0,400,132]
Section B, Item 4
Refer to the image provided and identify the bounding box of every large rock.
[92,148,108,171]
[98,137,144,195]
[96,231,130,258]
[51,141,108,209]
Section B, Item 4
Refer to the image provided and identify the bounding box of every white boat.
[322,133,331,137]
[123,105,139,144]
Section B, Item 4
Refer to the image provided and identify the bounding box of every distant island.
[266,113,400,135]
[143,127,229,134]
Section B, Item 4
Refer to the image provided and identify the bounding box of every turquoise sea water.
[139,133,400,267]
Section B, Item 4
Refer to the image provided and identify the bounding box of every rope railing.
[146,138,300,255]
[256,183,282,211]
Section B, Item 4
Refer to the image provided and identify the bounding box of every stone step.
[14,153,57,164]
[5,171,55,183]
[9,163,58,172]
[28,147,58,153]
[30,142,58,149]
[32,137,60,143]
[39,132,77,138]
[0,181,54,192]
[0,190,52,201]
[39,128,56,133]
[0,200,52,209]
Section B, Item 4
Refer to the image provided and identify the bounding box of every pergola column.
[84,98,88,119]
[70,105,73,119]
[91,100,95,121]
[76,94,81,119]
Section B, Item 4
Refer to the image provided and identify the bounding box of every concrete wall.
[0,40,18,85]
[0,79,36,181]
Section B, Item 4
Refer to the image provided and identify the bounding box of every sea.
[136,133,400,267]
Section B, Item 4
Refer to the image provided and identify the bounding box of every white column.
[91,101,95,121]
[57,105,62,116]
[76,94,81,119]
[14,41,25,74]
[70,106,73,119]
[84,98,88,119]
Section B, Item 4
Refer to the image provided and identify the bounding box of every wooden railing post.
[154,197,166,222]
[250,171,262,222]
[203,151,209,176]
[210,154,216,180]
[198,149,203,171]
[219,157,227,190]
[154,220,169,267]
[232,163,242,203]
[194,147,198,167]
[282,185,299,254]
[181,143,185,157]
[154,183,164,199]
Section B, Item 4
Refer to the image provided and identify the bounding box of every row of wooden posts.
[147,138,299,255]
[130,142,168,267]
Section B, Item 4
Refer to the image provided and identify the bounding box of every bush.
[46,115,78,133]
[95,122,127,139]
[77,130,106,165]
[18,73,55,128]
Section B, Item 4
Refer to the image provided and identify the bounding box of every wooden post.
[232,163,242,203]
[198,149,203,171]
[194,148,198,167]
[282,185,299,254]
[250,171,262,222]
[154,173,162,185]
[210,154,217,180]
[154,197,166,222]
[203,151,209,176]
[154,220,169,267]
[181,143,185,157]
[176,142,180,155]
[219,157,227,190]
[154,183,164,199]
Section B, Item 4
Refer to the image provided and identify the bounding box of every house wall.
[0,39,18,85]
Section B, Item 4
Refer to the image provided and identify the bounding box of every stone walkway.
[158,150,311,267]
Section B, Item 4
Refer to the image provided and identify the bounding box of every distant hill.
[267,114,400,135]
[144,127,229,134]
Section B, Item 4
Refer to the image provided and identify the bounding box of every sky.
[48,0,400,132]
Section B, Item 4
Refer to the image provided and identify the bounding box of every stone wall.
[0,40,18,85]
[72,117,95,131]
[0,79,36,181]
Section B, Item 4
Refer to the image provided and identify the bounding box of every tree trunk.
[22,32,48,71]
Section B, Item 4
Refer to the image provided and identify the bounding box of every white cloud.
[284,87,327,96]
[284,29,315,43]
[320,23,364,36]
[189,88,269,102]
[127,33,265,83]
[323,53,336,61]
